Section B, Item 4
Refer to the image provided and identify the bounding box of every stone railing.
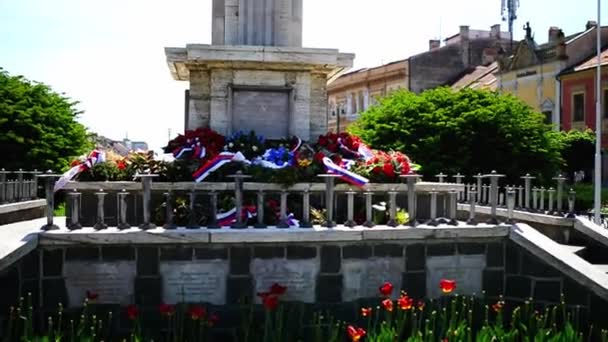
[433,172,577,218]
[37,170,581,232]
[39,172,482,231]
[0,169,40,204]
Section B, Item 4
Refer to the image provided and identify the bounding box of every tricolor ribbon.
[291,136,302,153]
[216,208,237,226]
[54,150,106,192]
[192,152,248,182]
[337,138,374,162]
[216,206,257,226]
[322,157,368,187]
[173,139,206,160]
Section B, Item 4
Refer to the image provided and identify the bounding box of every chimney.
[490,24,501,39]
[482,47,498,65]
[548,26,561,44]
[429,39,440,51]
[587,20,598,30]
[460,25,470,41]
[460,25,470,67]
[556,29,567,59]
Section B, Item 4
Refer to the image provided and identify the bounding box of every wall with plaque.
[426,255,486,298]
[342,258,404,301]
[250,258,319,303]
[160,260,229,305]
[64,261,136,307]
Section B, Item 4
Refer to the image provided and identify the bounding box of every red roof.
[572,47,608,72]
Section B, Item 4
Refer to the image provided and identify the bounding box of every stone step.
[559,244,586,254]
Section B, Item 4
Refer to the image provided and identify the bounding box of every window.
[542,111,552,124]
[358,91,365,112]
[572,93,585,122]
[604,89,608,118]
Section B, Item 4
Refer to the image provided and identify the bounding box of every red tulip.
[492,301,504,313]
[397,295,414,310]
[381,298,394,312]
[86,290,99,302]
[439,279,456,294]
[189,305,206,320]
[208,313,219,327]
[378,282,393,297]
[269,283,287,296]
[347,325,367,342]
[159,303,176,317]
[360,307,372,317]
[126,305,138,320]
[417,300,425,311]
[262,294,279,311]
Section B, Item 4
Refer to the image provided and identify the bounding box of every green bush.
[572,182,608,211]
[348,88,563,183]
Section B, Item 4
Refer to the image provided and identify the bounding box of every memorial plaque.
[251,258,319,303]
[160,261,229,305]
[233,90,289,140]
[64,261,136,307]
[426,255,486,298]
[342,258,404,301]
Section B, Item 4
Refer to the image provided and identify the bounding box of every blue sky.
[0,0,605,152]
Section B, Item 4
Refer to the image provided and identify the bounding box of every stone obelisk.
[166,0,354,140]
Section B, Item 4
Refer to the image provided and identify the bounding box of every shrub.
[348,88,563,183]
[557,129,595,181]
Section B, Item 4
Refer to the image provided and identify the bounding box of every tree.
[348,87,563,182]
[0,68,91,171]
[557,129,595,181]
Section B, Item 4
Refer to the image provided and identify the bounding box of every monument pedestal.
[166,45,354,140]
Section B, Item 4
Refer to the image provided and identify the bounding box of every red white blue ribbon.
[338,138,374,162]
[322,157,368,187]
[54,150,106,192]
[291,136,302,153]
[192,152,248,182]
[216,208,237,226]
[216,206,257,226]
[173,139,206,160]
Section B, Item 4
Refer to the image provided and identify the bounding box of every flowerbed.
[4,280,606,342]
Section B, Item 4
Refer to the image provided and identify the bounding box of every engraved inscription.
[342,258,404,301]
[160,261,229,305]
[426,255,486,298]
[64,261,136,307]
[251,259,319,303]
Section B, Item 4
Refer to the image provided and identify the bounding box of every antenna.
[439,17,442,45]
[502,0,520,42]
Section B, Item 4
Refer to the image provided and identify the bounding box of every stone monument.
[165,0,354,140]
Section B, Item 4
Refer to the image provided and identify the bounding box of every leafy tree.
[0,68,91,171]
[348,87,564,182]
[557,129,595,181]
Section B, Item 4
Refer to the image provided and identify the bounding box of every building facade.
[558,49,608,148]
[327,24,513,132]
[327,60,407,132]
[496,22,608,130]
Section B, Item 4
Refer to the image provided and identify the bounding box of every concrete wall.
[410,38,512,93]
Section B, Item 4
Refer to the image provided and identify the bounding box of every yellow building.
[496,21,608,130]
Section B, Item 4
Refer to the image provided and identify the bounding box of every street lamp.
[594,0,602,224]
